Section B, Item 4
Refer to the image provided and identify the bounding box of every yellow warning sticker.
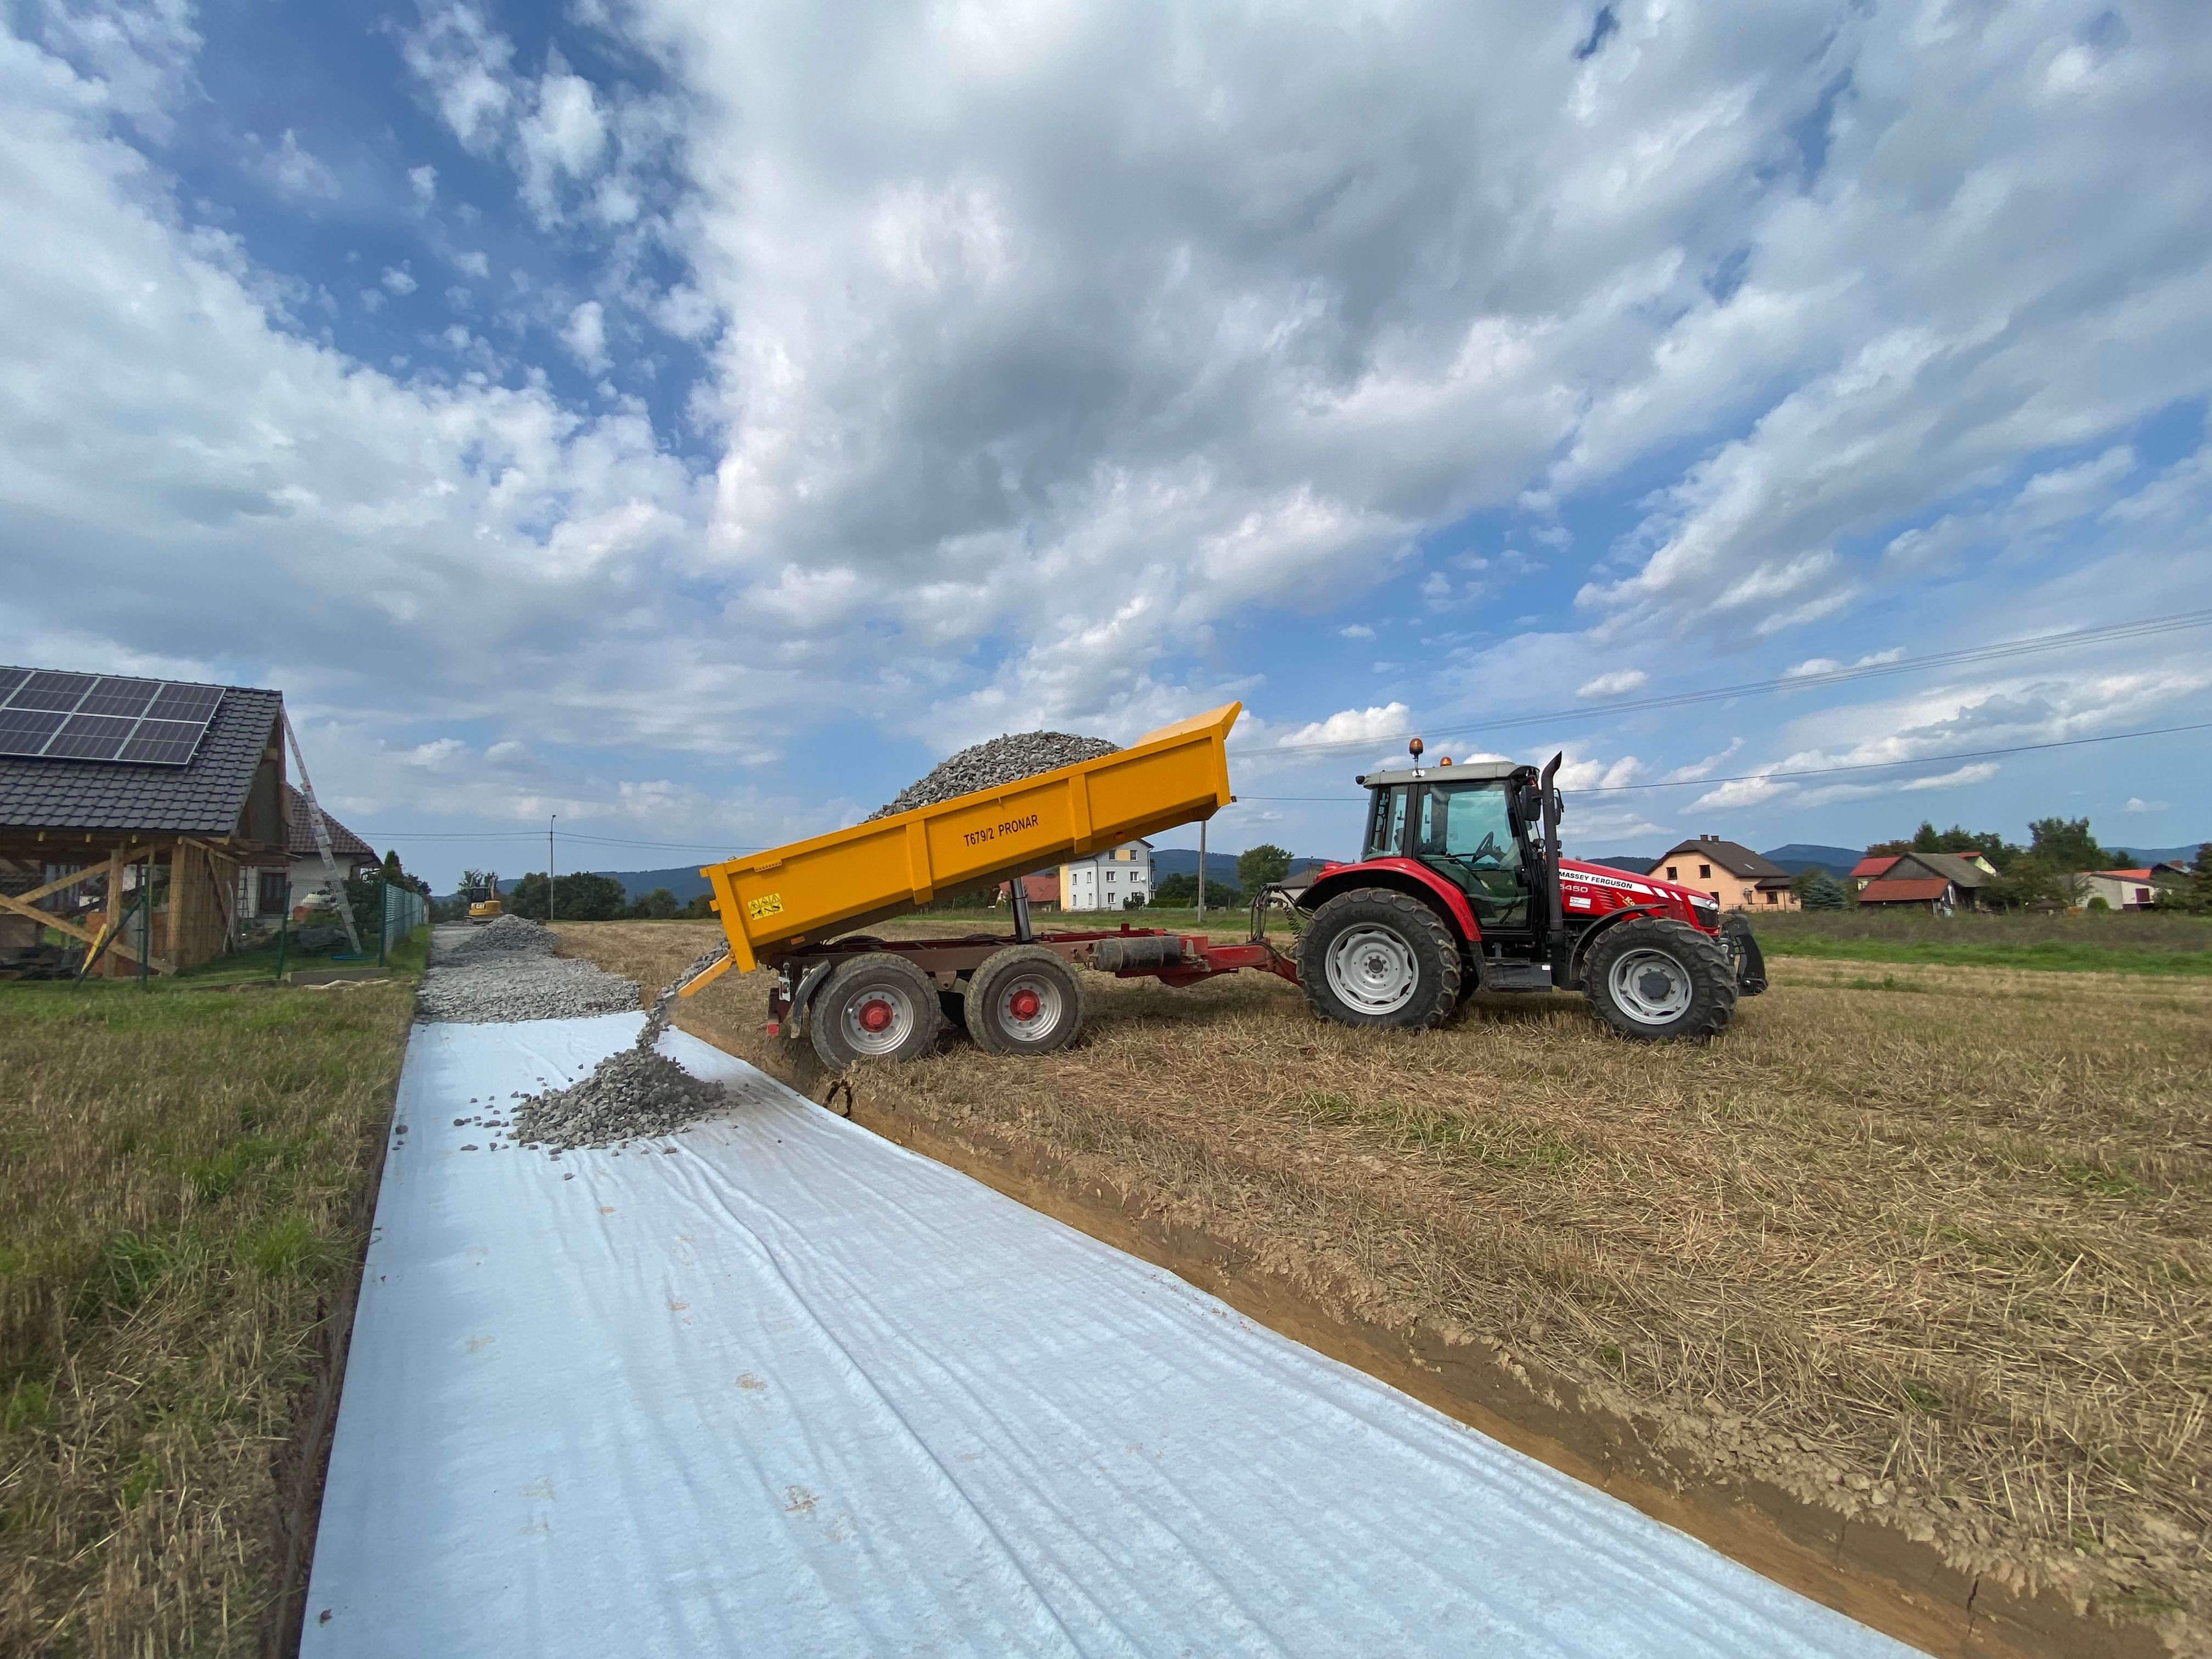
[745,891,785,921]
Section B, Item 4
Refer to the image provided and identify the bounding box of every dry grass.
[0,975,415,1656]
[562,919,2212,1634]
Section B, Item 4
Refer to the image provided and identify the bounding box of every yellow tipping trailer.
[689,702,1241,994]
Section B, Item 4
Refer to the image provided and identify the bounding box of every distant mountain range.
[2109,844,2205,866]
[1148,848,1336,890]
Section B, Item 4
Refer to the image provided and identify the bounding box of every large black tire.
[1581,917,1737,1041]
[1296,888,1463,1030]
[966,946,1086,1057]
[809,952,943,1068]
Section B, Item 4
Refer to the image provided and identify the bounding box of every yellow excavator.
[465,870,503,926]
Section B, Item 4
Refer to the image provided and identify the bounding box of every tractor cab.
[1354,755,1543,938]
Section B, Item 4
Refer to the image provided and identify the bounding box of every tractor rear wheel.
[1581,917,1736,1041]
[809,952,944,1069]
[967,946,1085,1057]
[1296,888,1463,1030]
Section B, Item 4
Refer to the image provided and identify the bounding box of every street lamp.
[549,813,557,924]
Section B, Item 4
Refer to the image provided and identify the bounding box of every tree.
[1123,892,1146,911]
[1153,872,1240,909]
[2025,816,2113,875]
[504,870,628,922]
[1866,822,2017,869]
[1799,872,1850,911]
[1237,843,1293,892]
[682,893,718,920]
[1987,854,2076,910]
[627,887,681,920]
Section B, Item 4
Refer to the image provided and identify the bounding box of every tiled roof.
[2088,868,2154,881]
[1850,855,1899,879]
[1658,838,1790,879]
[1892,850,1996,887]
[0,675,282,834]
[285,784,376,862]
[1858,877,1953,904]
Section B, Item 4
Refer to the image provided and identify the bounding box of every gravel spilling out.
[866,730,1119,821]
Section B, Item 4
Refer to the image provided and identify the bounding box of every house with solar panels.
[0,665,294,974]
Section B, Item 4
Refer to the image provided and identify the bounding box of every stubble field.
[558,918,2211,1653]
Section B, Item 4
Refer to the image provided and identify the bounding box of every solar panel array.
[0,669,225,765]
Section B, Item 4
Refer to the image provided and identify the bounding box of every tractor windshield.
[1414,781,1529,929]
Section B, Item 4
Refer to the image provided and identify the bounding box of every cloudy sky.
[4,0,2209,884]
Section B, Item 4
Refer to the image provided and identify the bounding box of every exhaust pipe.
[1539,752,1566,981]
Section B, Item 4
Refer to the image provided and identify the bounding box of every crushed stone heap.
[866,730,1119,821]
[415,919,642,1024]
[508,1046,731,1151]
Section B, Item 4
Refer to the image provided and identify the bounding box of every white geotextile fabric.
[302,1016,1923,1658]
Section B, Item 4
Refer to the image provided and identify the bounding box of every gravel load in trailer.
[865,730,1120,821]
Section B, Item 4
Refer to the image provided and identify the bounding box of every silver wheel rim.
[842,983,917,1056]
[1608,948,1692,1025]
[995,973,1065,1042]
[1325,924,1418,1015]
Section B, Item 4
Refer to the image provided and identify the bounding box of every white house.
[1061,839,1153,911]
[2079,868,2158,911]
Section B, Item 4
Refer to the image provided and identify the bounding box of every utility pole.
[549,814,557,924]
[1197,819,1206,924]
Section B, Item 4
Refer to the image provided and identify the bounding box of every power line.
[1237,717,2212,800]
[1258,607,2212,755]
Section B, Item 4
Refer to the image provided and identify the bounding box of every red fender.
[1299,858,1481,944]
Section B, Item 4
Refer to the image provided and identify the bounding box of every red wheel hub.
[856,997,895,1033]
[1007,988,1042,1022]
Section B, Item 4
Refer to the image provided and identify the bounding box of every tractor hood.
[1558,858,1722,926]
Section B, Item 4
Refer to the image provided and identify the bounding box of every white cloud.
[380,264,417,295]
[562,299,609,373]
[1576,668,1649,699]
[408,162,437,205]
[1784,646,1902,679]
[1337,624,1375,640]
[516,58,607,221]
[2123,796,2170,814]
[253,129,340,201]
[1276,703,1411,748]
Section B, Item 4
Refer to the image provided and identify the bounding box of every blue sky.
[3,0,2209,887]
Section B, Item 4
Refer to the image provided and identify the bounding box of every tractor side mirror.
[1517,783,1542,824]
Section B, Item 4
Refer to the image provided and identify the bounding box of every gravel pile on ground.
[509,1046,731,1150]
[866,730,1119,820]
[415,922,642,1024]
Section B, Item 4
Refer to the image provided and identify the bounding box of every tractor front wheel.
[1581,917,1737,1041]
[1296,888,1463,1030]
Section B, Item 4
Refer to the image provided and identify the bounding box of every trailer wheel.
[1581,917,1737,1041]
[809,952,943,1069]
[1296,888,1463,1030]
[966,946,1085,1057]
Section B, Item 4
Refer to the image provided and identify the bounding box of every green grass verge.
[1763,934,2212,976]
[0,958,419,1651]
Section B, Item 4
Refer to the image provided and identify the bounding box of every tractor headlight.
[1690,894,1720,925]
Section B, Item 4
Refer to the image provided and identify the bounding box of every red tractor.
[1284,741,1764,1040]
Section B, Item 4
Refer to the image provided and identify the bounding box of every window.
[1665,866,1677,879]
[1105,870,1116,882]
[1699,863,1711,879]
[258,871,287,914]
[1764,890,1778,905]
[1364,787,1411,860]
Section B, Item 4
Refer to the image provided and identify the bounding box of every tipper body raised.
[698,703,1239,975]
